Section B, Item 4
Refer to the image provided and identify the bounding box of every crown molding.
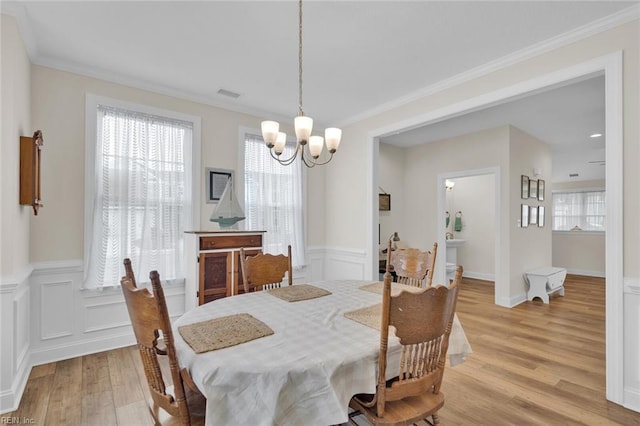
[338,4,640,127]
[4,3,639,128]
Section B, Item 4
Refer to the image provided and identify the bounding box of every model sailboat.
[209,178,245,228]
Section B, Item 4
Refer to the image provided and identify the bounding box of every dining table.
[173,279,472,426]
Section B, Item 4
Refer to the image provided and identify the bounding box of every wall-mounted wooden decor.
[20,130,44,215]
[379,193,391,211]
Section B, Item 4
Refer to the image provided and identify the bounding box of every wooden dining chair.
[120,267,205,425]
[349,243,462,426]
[123,257,137,287]
[389,242,438,287]
[239,245,293,293]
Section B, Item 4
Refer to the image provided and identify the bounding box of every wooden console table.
[524,267,567,304]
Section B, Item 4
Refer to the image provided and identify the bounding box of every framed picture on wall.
[538,206,545,227]
[538,179,545,201]
[529,179,538,199]
[379,194,391,211]
[521,175,529,199]
[521,204,529,228]
[206,167,234,203]
[530,206,538,225]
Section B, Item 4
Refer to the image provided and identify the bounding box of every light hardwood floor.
[4,275,640,425]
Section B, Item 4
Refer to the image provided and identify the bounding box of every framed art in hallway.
[529,179,538,199]
[521,204,529,228]
[538,206,545,227]
[538,179,545,201]
[379,193,391,211]
[521,175,529,199]
[530,206,538,225]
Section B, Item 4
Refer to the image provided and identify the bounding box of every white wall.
[446,174,495,280]
[378,125,549,302]
[552,179,606,277]
[0,12,330,413]
[508,126,553,297]
[28,65,328,263]
[328,19,639,411]
[0,13,33,413]
[553,232,605,277]
[0,15,31,277]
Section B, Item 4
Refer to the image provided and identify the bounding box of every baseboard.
[0,351,31,415]
[566,268,605,278]
[463,271,495,281]
[497,292,528,308]
[29,332,137,367]
[624,385,640,412]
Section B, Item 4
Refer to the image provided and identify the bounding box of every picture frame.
[537,179,545,201]
[206,167,234,203]
[379,193,391,211]
[521,175,529,199]
[529,206,538,225]
[521,204,529,228]
[538,206,545,227]
[529,179,538,199]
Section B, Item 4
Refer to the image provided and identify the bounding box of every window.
[243,133,306,269]
[84,96,198,289]
[552,190,606,231]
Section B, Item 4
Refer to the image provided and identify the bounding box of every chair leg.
[432,413,441,425]
[347,409,361,426]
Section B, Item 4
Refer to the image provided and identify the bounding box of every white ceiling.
[3,1,638,182]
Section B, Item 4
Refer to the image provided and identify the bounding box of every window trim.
[83,94,201,288]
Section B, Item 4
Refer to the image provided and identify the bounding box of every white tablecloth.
[174,280,472,426]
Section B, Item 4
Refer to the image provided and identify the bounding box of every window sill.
[552,230,605,235]
[80,278,185,298]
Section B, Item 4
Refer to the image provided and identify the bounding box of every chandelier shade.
[261,0,342,168]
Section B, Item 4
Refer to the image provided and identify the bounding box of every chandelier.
[261,0,342,168]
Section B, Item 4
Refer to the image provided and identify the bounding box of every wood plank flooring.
[3,275,640,425]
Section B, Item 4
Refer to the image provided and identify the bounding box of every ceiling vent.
[217,89,240,99]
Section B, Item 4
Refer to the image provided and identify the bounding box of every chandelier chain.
[298,0,304,116]
[260,0,341,168]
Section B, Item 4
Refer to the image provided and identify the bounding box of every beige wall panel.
[1,14,32,278]
[30,66,325,262]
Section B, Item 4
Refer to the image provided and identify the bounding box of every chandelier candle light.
[261,0,342,168]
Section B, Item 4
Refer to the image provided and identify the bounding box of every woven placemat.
[267,284,331,302]
[178,313,273,354]
[344,304,382,330]
[359,281,423,296]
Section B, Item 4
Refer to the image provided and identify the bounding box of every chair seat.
[350,391,444,426]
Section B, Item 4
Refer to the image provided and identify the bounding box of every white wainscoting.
[0,259,188,414]
[28,260,187,367]
[0,266,32,414]
[323,247,368,280]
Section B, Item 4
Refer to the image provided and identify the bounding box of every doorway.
[436,169,498,300]
[367,52,623,404]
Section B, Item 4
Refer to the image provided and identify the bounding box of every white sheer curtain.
[552,191,606,231]
[85,105,193,289]
[244,133,306,269]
